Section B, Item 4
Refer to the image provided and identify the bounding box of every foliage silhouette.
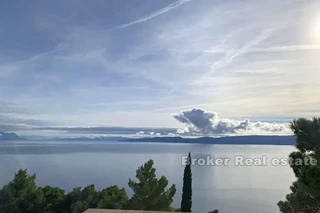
[181,152,192,212]
[278,118,320,213]
[0,160,178,213]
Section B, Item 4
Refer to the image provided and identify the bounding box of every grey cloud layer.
[0,115,53,131]
[35,126,176,136]
[0,103,53,132]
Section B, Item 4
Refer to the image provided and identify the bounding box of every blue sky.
[1,0,320,137]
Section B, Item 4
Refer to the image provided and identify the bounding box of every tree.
[0,160,177,212]
[66,185,98,213]
[97,185,129,209]
[181,152,192,212]
[0,169,44,213]
[40,186,66,213]
[128,159,176,211]
[278,118,320,213]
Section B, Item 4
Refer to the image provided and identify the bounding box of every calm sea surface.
[0,141,296,213]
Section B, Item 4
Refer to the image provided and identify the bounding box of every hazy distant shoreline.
[120,135,295,145]
[0,132,295,146]
[44,135,295,146]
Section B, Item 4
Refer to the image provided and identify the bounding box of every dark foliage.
[128,159,176,211]
[0,159,177,213]
[181,152,192,212]
[278,118,320,213]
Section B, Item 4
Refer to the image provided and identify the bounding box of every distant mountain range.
[0,132,296,146]
[49,136,126,141]
[121,135,296,145]
[0,132,27,140]
[50,135,295,145]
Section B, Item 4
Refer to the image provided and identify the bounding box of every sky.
[1,0,320,137]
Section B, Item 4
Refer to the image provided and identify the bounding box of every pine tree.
[0,169,44,213]
[278,118,320,213]
[128,159,176,211]
[181,152,192,212]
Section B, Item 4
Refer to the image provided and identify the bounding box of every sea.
[0,141,296,213]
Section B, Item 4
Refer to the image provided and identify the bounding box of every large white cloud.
[172,109,290,135]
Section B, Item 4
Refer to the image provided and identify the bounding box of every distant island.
[0,132,27,140]
[49,136,126,141]
[1,132,295,145]
[121,135,295,145]
[47,135,295,145]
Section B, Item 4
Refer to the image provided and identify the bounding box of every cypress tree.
[181,152,192,212]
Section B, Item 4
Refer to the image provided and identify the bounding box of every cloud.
[1,0,320,129]
[173,109,290,135]
[0,125,27,132]
[112,0,193,29]
[204,44,320,54]
[195,29,274,83]
[136,131,145,136]
[0,115,52,126]
[0,115,53,132]
[250,44,320,52]
[0,102,53,132]
[134,130,164,137]
[36,126,176,135]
